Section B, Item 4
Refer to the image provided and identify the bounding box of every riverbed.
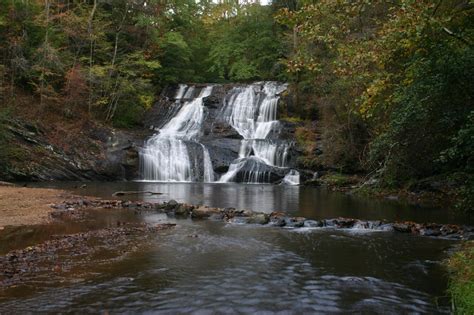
[0,182,469,313]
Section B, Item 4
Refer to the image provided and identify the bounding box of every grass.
[446,241,474,314]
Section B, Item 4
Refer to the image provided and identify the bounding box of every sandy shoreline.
[0,185,67,228]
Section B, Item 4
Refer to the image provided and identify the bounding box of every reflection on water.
[0,216,453,313]
[27,181,469,224]
[2,181,463,313]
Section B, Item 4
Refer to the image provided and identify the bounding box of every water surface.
[29,181,468,224]
[1,181,464,313]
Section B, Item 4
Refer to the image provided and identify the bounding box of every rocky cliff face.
[1,82,305,183]
[0,119,148,181]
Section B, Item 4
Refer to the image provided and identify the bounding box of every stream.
[0,182,468,313]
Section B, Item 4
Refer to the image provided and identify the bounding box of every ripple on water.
[0,221,452,313]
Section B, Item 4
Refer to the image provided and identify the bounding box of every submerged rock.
[48,197,474,241]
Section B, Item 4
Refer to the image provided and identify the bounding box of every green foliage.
[207,4,283,81]
[0,0,283,126]
[154,31,193,85]
[369,43,474,184]
[441,112,474,174]
[441,112,474,214]
[446,241,474,315]
[277,0,474,188]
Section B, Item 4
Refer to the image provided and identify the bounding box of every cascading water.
[218,82,298,184]
[140,86,214,182]
[201,144,214,183]
[140,81,300,185]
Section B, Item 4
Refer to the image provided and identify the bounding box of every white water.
[219,82,297,184]
[201,144,214,183]
[282,170,300,186]
[140,86,214,182]
[175,84,187,100]
[141,82,299,185]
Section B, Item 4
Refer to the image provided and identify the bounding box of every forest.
[1,0,472,212]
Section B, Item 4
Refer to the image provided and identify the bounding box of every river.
[0,182,467,313]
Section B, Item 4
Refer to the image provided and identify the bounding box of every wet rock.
[203,140,240,174]
[393,223,413,233]
[269,212,288,227]
[246,213,269,225]
[191,206,222,219]
[209,212,225,221]
[323,219,337,227]
[153,203,166,211]
[240,209,254,217]
[47,196,473,241]
[285,217,306,228]
[334,218,357,228]
[440,225,460,236]
[165,199,179,211]
[226,157,289,183]
[175,204,194,217]
[222,207,237,219]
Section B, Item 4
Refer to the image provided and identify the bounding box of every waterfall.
[219,82,291,183]
[140,81,297,184]
[175,84,187,100]
[140,85,214,182]
[201,144,214,183]
[140,138,193,182]
[282,170,300,185]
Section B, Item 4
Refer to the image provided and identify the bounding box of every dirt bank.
[0,186,68,228]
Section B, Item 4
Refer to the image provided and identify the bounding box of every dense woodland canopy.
[0,0,473,210]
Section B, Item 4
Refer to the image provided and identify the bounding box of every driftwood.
[112,191,163,197]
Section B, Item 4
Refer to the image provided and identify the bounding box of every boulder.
[175,204,194,216]
[191,206,222,219]
[246,213,270,225]
[269,212,288,227]
[165,199,179,211]
[393,223,413,233]
[285,217,305,228]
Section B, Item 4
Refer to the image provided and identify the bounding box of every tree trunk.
[87,0,97,114]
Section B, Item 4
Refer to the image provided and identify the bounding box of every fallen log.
[112,191,163,196]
